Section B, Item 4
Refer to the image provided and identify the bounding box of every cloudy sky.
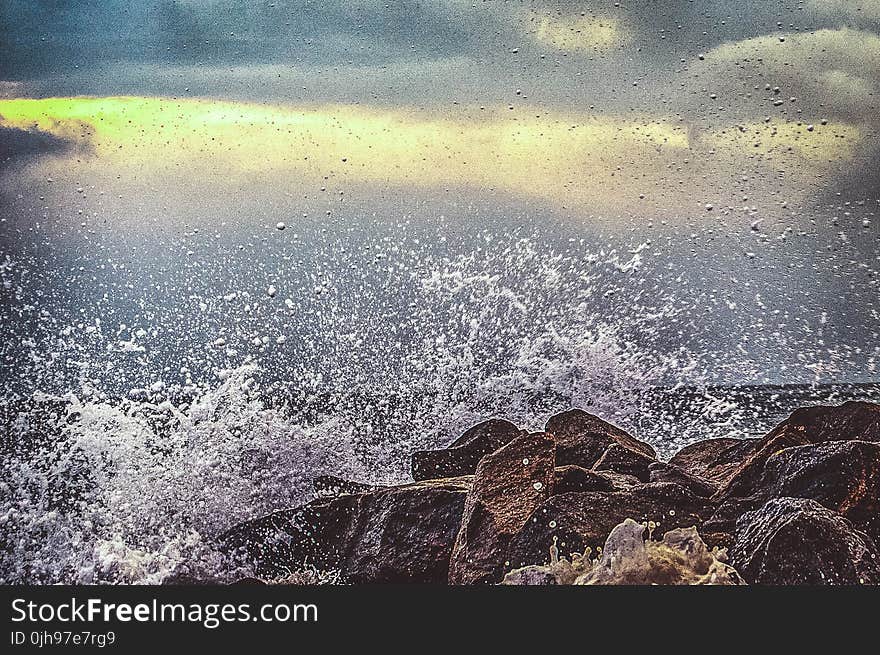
[1,1,879,394]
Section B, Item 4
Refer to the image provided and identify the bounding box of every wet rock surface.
[545,408,655,469]
[411,419,522,481]
[212,402,880,586]
[506,483,713,570]
[218,477,470,583]
[731,497,880,585]
[648,461,717,497]
[668,437,760,487]
[448,432,555,584]
[553,465,615,494]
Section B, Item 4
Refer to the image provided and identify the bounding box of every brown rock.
[730,497,880,585]
[553,465,614,494]
[765,400,880,445]
[545,408,655,469]
[506,483,714,571]
[715,401,880,500]
[411,419,522,481]
[668,437,760,487]
[595,470,645,490]
[648,461,717,497]
[708,440,880,540]
[218,477,470,583]
[714,430,812,499]
[448,432,555,585]
[593,443,656,481]
[756,440,880,540]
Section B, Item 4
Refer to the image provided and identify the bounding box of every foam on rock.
[502,518,744,585]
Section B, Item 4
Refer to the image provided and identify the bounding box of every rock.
[593,443,656,481]
[594,470,645,490]
[502,518,743,585]
[218,477,470,583]
[313,475,381,498]
[648,462,717,497]
[731,497,880,585]
[411,419,522,481]
[506,483,714,570]
[766,401,880,445]
[716,401,880,499]
[714,431,813,499]
[545,408,655,469]
[576,519,743,585]
[449,433,555,585]
[668,437,760,487]
[709,440,880,541]
[755,440,880,540]
[553,465,614,494]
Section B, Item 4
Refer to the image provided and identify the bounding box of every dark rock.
[708,440,880,540]
[714,431,812,499]
[545,408,655,469]
[553,465,614,494]
[313,475,380,498]
[593,443,656,481]
[411,419,522,481]
[756,440,880,540]
[765,401,880,445]
[701,531,735,551]
[731,497,880,585]
[219,477,470,583]
[449,433,555,585]
[668,437,760,487]
[595,470,644,490]
[506,483,714,571]
[716,401,880,499]
[161,571,222,585]
[648,461,717,497]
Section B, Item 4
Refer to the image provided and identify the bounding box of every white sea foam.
[1,238,874,583]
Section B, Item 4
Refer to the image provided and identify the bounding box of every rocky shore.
[175,401,880,585]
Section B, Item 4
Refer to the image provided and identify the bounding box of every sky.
[1,1,879,393]
[2,1,880,212]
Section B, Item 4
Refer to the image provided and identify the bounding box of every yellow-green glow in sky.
[0,96,863,219]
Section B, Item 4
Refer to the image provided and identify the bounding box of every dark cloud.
[0,125,76,166]
[0,1,482,80]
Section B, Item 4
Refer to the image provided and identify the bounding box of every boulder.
[754,440,880,540]
[708,440,880,540]
[593,443,656,481]
[411,419,522,481]
[506,483,714,571]
[648,461,717,497]
[668,437,760,487]
[594,470,645,491]
[714,431,813,499]
[730,497,880,585]
[765,400,880,445]
[218,477,470,583]
[545,408,655,469]
[553,465,614,494]
[448,433,555,585]
[715,401,880,499]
